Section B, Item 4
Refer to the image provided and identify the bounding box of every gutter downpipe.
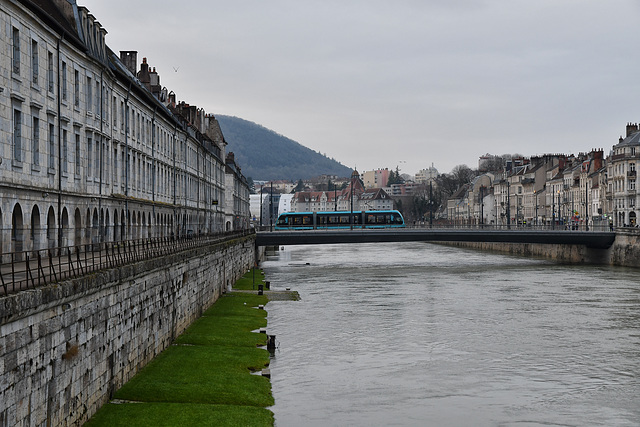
[56,35,64,249]
[98,67,104,243]
[172,124,178,238]
[151,106,157,237]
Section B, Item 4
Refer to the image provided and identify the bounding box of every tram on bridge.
[275,210,405,230]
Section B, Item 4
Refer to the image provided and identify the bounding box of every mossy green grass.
[86,290,273,426]
[232,268,265,290]
[85,402,274,427]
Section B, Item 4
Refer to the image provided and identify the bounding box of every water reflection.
[265,243,640,427]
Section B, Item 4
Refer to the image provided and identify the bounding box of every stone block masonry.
[0,235,256,426]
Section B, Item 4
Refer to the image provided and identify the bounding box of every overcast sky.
[86,0,640,176]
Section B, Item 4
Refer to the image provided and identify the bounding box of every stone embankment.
[439,229,640,267]
[0,234,255,426]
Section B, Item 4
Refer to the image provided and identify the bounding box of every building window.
[47,51,54,93]
[32,115,40,166]
[48,123,55,169]
[12,27,20,75]
[13,109,22,162]
[112,96,117,127]
[87,76,92,113]
[31,39,38,86]
[95,81,100,114]
[95,136,100,177]
[75,134,81,176]
[88,136,93,177]
[61,61,68,101]
[629,179,636,191]
[74,69,80,108]
[62,129,68,174]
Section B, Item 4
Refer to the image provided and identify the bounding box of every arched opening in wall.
[12,204,24,256]
[86,208,92,248]
[114,209,120,241]
[170,215,174,239]
[0,207,3,260]
[630,211,637,227]
[61,207,69,247]
[92,208,99,246]
[225,221,231,232]
[121,210,126,241]
[127,210,132,240]
[74,208,82,248]
[147,212,152,238]
[99,208,105,243]
[31,205,42,252]
[157,213,161,237]
[105,209,111,242]
[136,211,141,239]
[141,212,147,239]
[47,206,56,249]
[199,213,204,235]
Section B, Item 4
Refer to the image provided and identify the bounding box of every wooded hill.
[216,115,352,181]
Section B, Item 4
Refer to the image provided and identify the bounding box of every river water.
[261,242,640,427]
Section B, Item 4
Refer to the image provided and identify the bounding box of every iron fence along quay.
[0,230,254,296]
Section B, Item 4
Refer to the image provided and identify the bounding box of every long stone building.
[0,0,250,258]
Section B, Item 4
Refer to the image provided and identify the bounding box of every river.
[261,242,640,427]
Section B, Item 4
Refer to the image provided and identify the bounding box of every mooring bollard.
[267,334,276,351]
[258,284,263,295]
[265,281,270,290]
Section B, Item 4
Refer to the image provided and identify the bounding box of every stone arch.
[113,209,120,241]
[147,212,152,238]
[225,220,231,232]
[0,207,3,258]
[47,206,56,248]
[122,210,127,241]
[31,204,42,251]
[92,208,99,244]
[12,203,24,255]
[61,207,69,247]
[74,208,82,247]
[105,209,111,242]
[141,212,147,239]
[630,211,637,227]
[99,208,105,242]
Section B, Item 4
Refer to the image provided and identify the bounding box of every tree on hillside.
[388,166,405,185]
[292,179,305,193]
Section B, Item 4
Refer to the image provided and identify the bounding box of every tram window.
[302,216,312,225]
[293,217,303,225]
[339,215,349,224]
[328,216,339,224]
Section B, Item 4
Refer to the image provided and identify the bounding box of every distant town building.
[414,166,438,183]
[362,168,390,189]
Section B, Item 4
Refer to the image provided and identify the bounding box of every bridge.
[255,229,616,249]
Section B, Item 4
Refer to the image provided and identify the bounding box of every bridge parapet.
[256,229,616,249]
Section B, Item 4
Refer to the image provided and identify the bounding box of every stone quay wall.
[0,235,256,427]
[437,230,640,267]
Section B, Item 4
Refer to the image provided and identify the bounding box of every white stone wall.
[0,236,255,426]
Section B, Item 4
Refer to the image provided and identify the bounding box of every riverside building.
[0,0,249,258]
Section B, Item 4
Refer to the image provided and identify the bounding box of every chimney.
[120,51,138,75]
[138,57,150,89]
[626,122,639,137]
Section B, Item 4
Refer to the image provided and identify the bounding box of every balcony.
[627,170,636,177]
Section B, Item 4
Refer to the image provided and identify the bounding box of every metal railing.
[1,230,254,296]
